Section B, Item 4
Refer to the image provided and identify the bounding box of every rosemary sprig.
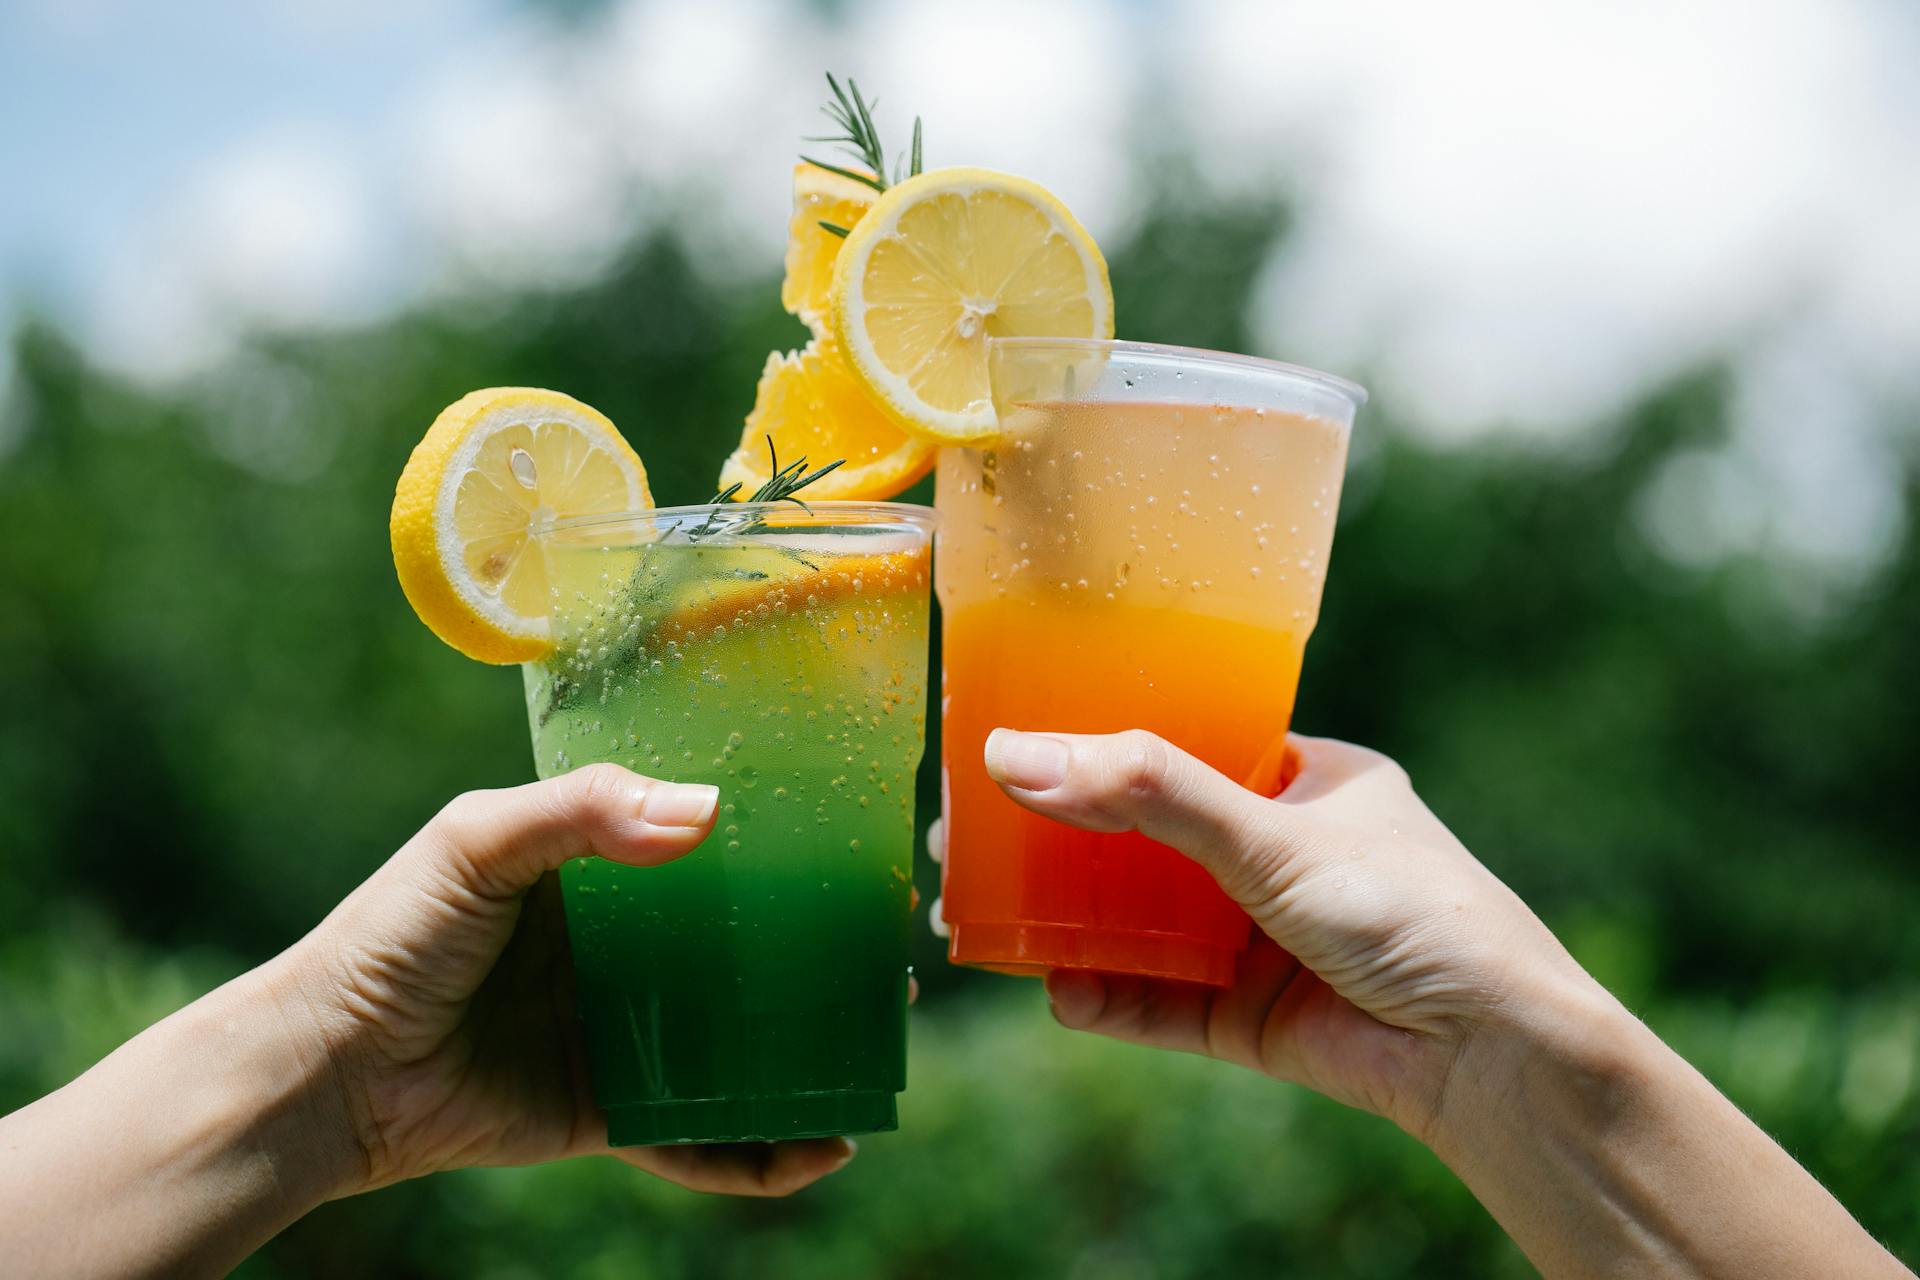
[898,117,923,185]
[800,72,924,197]
[685,436,845,540]
[539,440,842,724]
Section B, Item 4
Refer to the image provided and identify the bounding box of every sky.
[2,0,1917,605]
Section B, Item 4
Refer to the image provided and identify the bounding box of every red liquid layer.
[940,599,1308,986]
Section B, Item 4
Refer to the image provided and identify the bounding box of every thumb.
[414,762,720,901]
[983,728,1312,910]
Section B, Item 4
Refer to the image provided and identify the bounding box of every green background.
[2,195,1916,1276]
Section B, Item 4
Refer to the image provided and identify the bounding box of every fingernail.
[639,782,719,829]
[984,729,1069,791]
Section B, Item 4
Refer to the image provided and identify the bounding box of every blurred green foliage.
[2,197,1916,1276]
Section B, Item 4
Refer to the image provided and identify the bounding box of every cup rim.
[987,336,1368,407]
[531,499,938,540]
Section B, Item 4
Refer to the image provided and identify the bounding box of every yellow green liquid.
[523,526,931,1144]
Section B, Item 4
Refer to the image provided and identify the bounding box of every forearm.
[1429,974,1908,1279]
[0,959,362,1278]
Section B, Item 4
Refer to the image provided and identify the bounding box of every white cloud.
[81,127,383,381]
[33,0,1920,597]
[590,0,826,271]
[379,0,1143,301]
[82,248,225,384]
[1192,0,1919,591]
[845,0,1139,242]
[400,15,632,289]
[1733,334,1905,574]
[397,0,829,291]
[1211,0,1906,428]
[190,134,385,326]
[76,2,811,378]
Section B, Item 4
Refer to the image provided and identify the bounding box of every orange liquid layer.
[934,397,1349,985]
[940,597,1308,983]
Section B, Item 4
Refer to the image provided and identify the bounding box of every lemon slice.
[830,167,1113,446]
[781,163,879,336]
[390,387,650,663]
[718,337,935,501]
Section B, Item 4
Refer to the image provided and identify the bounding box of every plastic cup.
[935,339,1364,986]
[523,501,935,1143]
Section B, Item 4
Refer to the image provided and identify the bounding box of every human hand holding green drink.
[386,77,1131,1145]
[392,385,941,1146]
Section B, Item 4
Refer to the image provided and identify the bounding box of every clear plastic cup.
[523,501,935,1142]
[936,339,1365,985]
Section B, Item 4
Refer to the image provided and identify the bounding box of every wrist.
[189,956,370,1210]
[1421,961,1653,1173]
[1407,943,1908,1277]
[0,956,370,1277]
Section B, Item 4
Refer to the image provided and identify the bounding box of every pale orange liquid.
[936,397,1349,985]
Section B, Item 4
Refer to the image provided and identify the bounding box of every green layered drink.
[523,502,935,1146]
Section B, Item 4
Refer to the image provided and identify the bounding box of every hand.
[276,762,857,1198]
[971,728,1589,1142]
[972,728,1913,1279]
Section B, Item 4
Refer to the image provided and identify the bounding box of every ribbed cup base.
[948,921,1239,987]
[605,1089,898,1147]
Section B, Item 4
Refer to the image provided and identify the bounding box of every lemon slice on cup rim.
[390,387,650,664]
[830,166,1114,447]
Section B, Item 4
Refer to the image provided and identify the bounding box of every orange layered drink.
[936,339,1365,986]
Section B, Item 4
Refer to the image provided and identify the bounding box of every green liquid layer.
[525,539,928,1144]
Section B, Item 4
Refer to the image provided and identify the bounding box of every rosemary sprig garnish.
[684,436,845,540]
[899,117,923,185]
[801,72,924,208]
[539,440,842,725]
